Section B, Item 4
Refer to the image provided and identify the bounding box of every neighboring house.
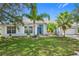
[0,18,54,36]
[58,23,79,38]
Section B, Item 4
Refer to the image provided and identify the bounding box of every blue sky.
[24,3,76,21]
[37,3,75,20]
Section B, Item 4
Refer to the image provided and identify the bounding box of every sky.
[37,3,75,21]
[23,3,76,21]
[0,3,77,21]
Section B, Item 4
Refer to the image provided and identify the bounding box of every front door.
[37,25,43,35]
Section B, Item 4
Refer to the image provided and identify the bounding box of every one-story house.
[0,18,53,36]
[0,17,79,38]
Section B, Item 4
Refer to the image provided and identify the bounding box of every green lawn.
[0,36,79,56]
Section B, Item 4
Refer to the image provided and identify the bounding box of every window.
[7,26,16,34]
[24,26,33,34]
[29,26,33,33]
[24,26,28,33]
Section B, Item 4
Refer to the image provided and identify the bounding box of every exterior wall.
[65,28,76,35]
[58,28,76,35]
[0,23,48,36]
[65,24,77,35]
[34,24,37,35]
[0,23,78,37]
[57,23,77,37]
[15,25,26,36]
[0,25,6,36]
[56,28,63,36]
[0,25,26,36]
[43,24,48,35]
[0,25,25,36]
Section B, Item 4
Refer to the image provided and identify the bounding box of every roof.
[23,17,54,24]
[0,17,54,25]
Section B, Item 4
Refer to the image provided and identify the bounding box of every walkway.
[74,51,79,56]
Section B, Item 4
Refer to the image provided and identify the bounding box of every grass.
[0,36,79,56]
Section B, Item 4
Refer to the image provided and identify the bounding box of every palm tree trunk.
[76,22,78,34]
[63,30,65,37]
[33,20,36,36]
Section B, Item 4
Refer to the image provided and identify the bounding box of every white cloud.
[58,3,69,9]
[58,4,62,8]
[62,3,69,8]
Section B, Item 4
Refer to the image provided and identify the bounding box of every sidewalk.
[66,35,79,40]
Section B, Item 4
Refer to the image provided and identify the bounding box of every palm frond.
[56,11,73,32]
[36,15,43,21]
[39,13,50,20]
[23,14,33,20]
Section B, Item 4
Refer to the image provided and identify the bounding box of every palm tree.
[56,11,73,37]
[24,3,50,36]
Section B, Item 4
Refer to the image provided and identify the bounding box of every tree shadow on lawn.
[0,36,79,56]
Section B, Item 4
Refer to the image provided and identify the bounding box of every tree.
[24,3,50,36]
[47,22,58,34]
[56,11,73,37]
[0,3,24,25]
[0,3,31,36]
